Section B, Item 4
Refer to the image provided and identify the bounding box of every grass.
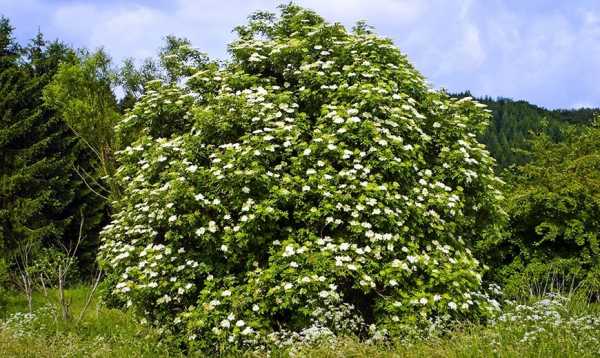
[0,287,181,357]
[1,288,599,357]
[292,324,599,358]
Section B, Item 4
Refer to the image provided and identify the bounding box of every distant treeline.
[452,91,598,168]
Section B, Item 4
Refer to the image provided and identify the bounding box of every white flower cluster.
[494,294,600,351]
[0,304,55,338]
[98,5,505,353]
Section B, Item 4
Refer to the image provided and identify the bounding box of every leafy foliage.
[43,49,121,200]
[99,5,505,353]
[483,122,600,297]
[117,36,210,112]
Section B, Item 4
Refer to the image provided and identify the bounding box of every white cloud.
[3,0,599,108]
[298,0,425,26]
[46,0,432,62]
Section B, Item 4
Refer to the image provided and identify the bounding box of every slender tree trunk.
[58,266,69,320]
[26,290,32,313]
[76,269,102,325]
[101,144,119,199]
[20,271,33,313]
[40,273,48,297]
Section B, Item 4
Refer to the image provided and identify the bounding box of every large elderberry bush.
[99,5,505,353]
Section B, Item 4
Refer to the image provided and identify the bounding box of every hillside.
[453,92,598,168]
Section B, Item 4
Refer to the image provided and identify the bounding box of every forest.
[1,4,599,357]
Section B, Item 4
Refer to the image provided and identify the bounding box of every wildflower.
[283,245,295,257]
[187,165,198,173]
[208,221,218,233]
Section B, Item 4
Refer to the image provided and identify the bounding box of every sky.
[1,0,599,109]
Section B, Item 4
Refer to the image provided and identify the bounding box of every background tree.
[0,16,20,297]
[0,21,104,283]
[158,35,209,84]
[43,49,121,200]
[452,92,597,169]
[481,120,600,298]
[117,57,161,111]
[117,35,210,111]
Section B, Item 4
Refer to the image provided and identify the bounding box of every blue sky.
[2,0,599,109]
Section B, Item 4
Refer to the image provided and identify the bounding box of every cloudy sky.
[2,0,599,109]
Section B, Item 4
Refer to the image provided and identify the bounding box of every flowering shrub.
[98,5,505,353]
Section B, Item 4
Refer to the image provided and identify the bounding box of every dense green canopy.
[485,122,600,296]
[0,18,104,279]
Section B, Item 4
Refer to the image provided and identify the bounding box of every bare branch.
[75,164,111,194]
[76,269,103,325]
[65,121,101,160]
[72,164,110,201]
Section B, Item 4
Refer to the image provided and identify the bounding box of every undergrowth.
[1,287,599,357]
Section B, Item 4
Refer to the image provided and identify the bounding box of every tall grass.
[1,287,599,357]
[0,287,181,357]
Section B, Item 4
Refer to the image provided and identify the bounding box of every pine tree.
[0,21,105,277]
[0,16,20,280]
